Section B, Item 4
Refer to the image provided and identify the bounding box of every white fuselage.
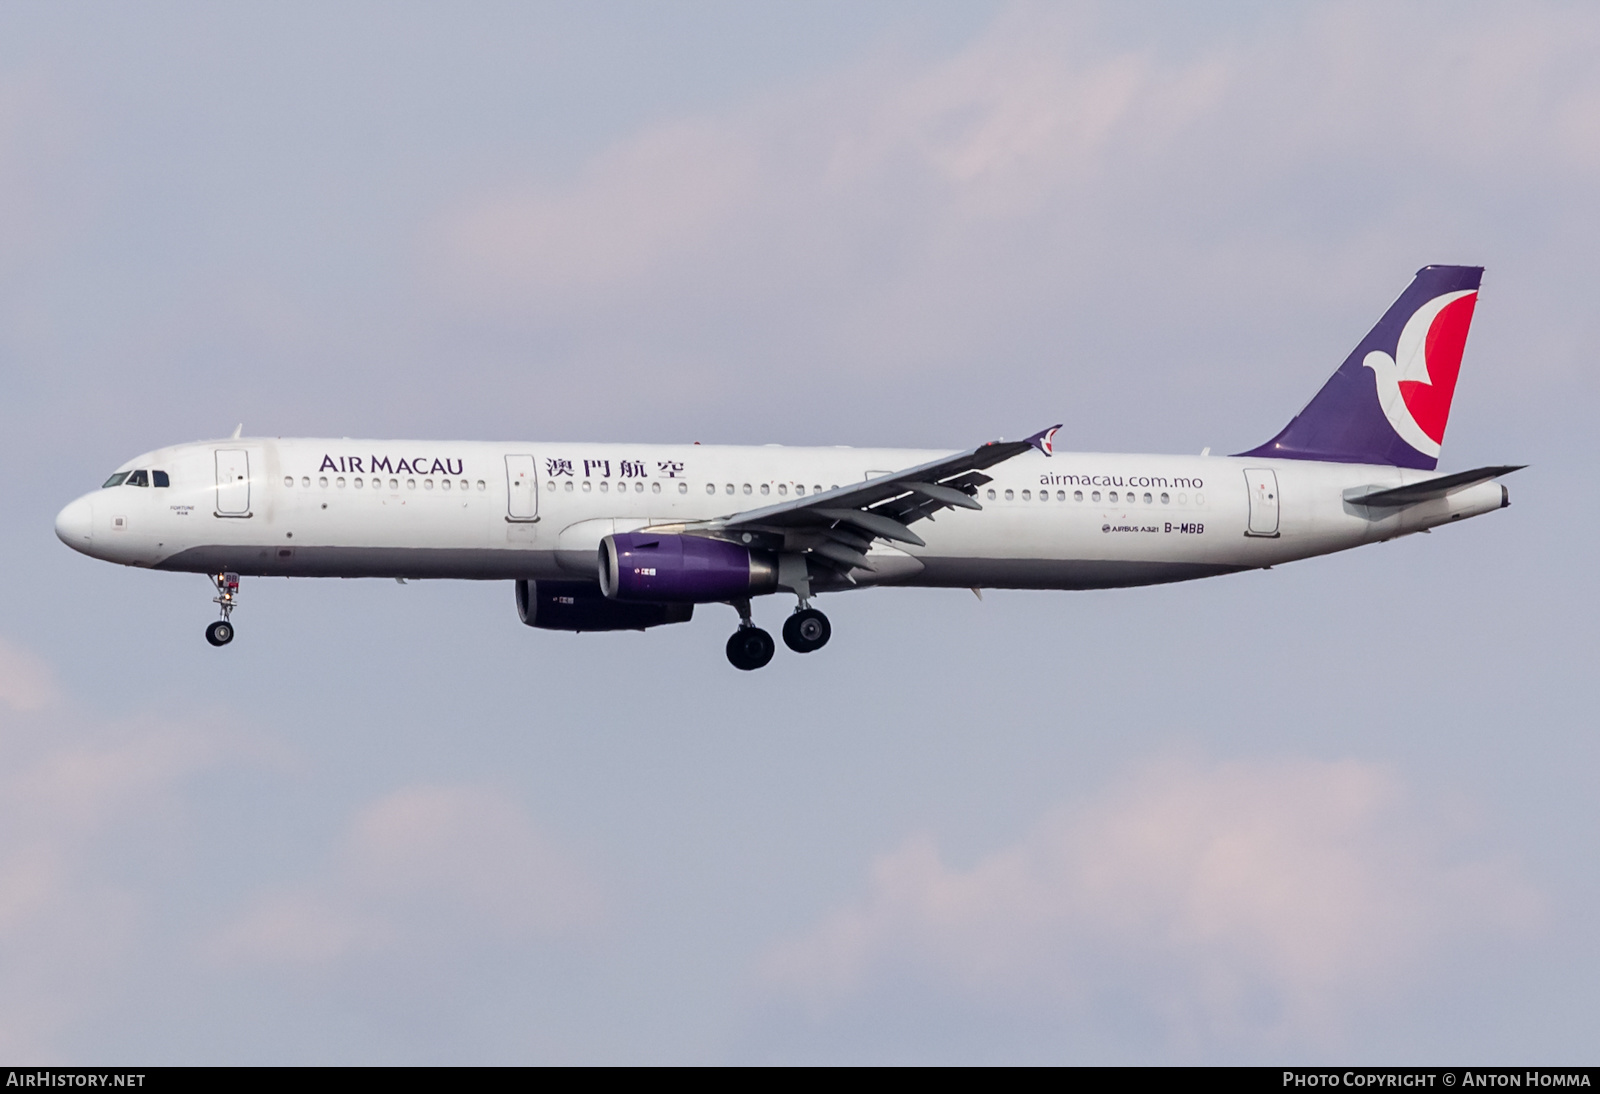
[55,437,1508,591]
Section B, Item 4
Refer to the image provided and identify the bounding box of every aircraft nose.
[55,495,95,552]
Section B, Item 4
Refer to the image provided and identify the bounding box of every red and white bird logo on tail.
[1363,290,1478,459]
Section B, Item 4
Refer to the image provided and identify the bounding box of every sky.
[1,0,1597,1064]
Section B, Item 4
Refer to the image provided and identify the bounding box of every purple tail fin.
[1237,265,1484,470]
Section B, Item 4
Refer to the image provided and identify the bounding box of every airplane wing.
[670,425,1060,574]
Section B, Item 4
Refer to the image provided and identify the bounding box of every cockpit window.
[152,470,170,487]
[102,472,130,488]
[126,470,149,487]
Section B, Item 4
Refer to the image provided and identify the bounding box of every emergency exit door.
[505,455,539,521]
[1243,468,1280,537]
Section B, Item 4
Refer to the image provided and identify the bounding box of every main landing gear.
[782,608,831,653]
[726,626,775,671]
[725,598,774,671]
[206,572,240,647]
[724,598,831,670]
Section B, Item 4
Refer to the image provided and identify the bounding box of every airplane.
[55,265,1520,670]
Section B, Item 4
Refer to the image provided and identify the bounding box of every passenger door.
[215,449,251,516]
[1243,468,1280,537]
[505,454,539,522]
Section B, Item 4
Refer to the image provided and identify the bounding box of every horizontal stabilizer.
[1343,464,1524,508]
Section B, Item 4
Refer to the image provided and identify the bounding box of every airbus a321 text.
[57,266,1520,669]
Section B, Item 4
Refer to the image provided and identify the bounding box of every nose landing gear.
[207,572,239,646]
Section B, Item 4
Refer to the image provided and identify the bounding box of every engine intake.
[600,533,778,603]
[516,579,692,632]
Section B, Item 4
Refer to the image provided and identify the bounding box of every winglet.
[1026,424,1061,457]
[231,423,243,439]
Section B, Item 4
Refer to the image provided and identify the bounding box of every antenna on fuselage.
[231,423,243,439]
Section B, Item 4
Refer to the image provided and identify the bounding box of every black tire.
[782,608,832,653]
[206,621,234,647]
[726,627,775,670]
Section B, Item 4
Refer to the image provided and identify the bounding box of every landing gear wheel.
[206,620,234,647]
[782,608,831,653]
[726,627,775,670]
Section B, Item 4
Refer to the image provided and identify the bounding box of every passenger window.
[796,485,805,496]
[303,477,311,488]
[986,488,996,500]
[652,482,662,494]
[1056,490,1065,501]
[1004,489,1014,501]
[102,472,130,488]
[706,483,715,495]
[153,471,170,488]
[743,484,752,495]
[1160,492,1169,504]
[1091,490,1101,502]
[760,484,770,495]
[1143,492,1152,504]
[726,484,734,495]
[127,470,149,487]
[1021,490,1031,500]
[1073,490,1083,502]
[678,482,688,494]
[1109,491,1118,503]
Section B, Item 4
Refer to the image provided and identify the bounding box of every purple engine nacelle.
[516,579,692,632]
[600,533,778,603]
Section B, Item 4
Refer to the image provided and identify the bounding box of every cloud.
[0,635,598,1057]
[433,11,1221,304]
[0,637,59,711]
[761,756,1540,1049]
[0,637,241,1058]
[425,1,1600,405]
[439,120,760,312]
[209,783,598,968]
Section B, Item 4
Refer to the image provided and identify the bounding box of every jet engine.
[515,579,692,632]
[599,533,778,603]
